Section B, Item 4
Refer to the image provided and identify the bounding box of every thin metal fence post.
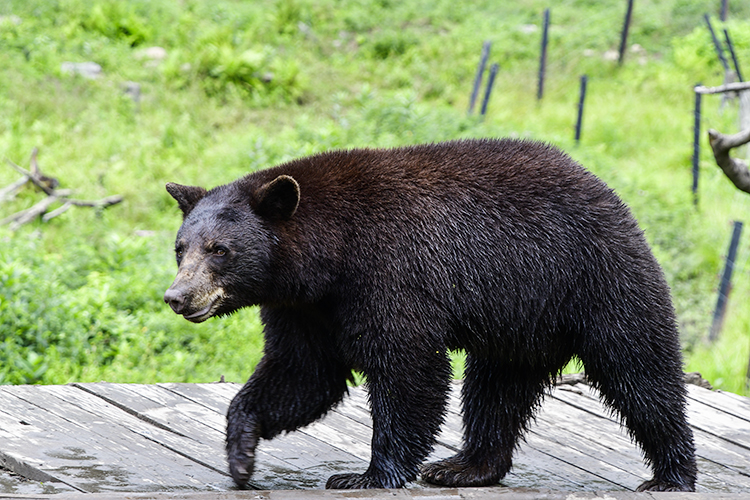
[575,75,587,143]
[724,29,744,82]
[692,86,702,205]
[537,8,550,100]
[618,0,634,65]
[480,63,499,118]
[469,41,491,115]
[709,221,744,342]
[704,14,730,75]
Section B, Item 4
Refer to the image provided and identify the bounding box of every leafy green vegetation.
[1,0,749,394]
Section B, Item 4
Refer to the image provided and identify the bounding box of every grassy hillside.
[1,0,750,394]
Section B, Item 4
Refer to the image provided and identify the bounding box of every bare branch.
[67,195,124,208]
[695,82,750,94]
[29,147,39,176]
[41,201,73,222]
[0,177,29,202]
[2,148,122,228]
[6,159,57,195]
[708,128,750,193]
[0,194,65,229]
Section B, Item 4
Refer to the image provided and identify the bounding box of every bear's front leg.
[226,410,260,487]
[327,349,452,489]
[226,306,351,489]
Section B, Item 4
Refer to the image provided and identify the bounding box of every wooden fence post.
[709,221,743,342]
[537,8,550,100]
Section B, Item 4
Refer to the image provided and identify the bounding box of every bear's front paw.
[326,473,385,489]
[226,418,260,489]
[420,455,504,487]
[636,478,694,492]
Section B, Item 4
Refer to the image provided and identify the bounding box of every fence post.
[709,221,743,341]
[618,0,634,65]
[480,63,499,117]
[575,75,587,143]
[704,14,730,77]
[720,0,728,22]
[723,29,744,82]
[469,41,491,115]
[692,85,702,205]
[537,8,550,100]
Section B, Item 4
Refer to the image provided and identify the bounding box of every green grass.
[1,0,750,394]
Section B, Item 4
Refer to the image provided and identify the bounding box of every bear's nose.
[164,287,187,314]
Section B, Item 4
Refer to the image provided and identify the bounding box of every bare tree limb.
[0,191,71,229]
[708,127,750,193]
[6,159,58,195]
[2,148,123,228]
[67,195,124,208]
[696,82,750,94]
[0,177,29,202]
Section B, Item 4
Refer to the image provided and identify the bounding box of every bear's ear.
[255,175,300,220]
[166,183,207,217]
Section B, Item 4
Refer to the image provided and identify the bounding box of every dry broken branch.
[708,128,750,194]
[1,148,123,227]
[0,177,29,202]
[695,82,750,95]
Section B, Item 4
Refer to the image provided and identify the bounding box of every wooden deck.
[0,377,748,498]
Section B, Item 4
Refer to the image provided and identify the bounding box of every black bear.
[164,138,697,492]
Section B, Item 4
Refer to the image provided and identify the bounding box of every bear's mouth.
[183,304,214,322]
[183,288,225,323]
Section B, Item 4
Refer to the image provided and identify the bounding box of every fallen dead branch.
[1,148,123,229]
[708,127,750,194]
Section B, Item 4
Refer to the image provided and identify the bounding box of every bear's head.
[163,175,300,322]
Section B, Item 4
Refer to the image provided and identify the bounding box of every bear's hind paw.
[636,478,694,492]
[420,456,504,487]
[326,472,387,489]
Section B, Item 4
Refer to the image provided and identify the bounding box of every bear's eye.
[213,246,228,257]
[175,246,184,258]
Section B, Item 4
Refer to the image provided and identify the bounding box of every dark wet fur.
[165,139,697,492]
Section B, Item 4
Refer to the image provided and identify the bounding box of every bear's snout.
[164,287,188,314]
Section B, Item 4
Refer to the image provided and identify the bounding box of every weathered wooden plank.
[340,382,641,490]
[0,386,226,492]
[429,390,620,491]
[75,383,362,490]
[550,382,750,490]
[0,467,77,496]
[166,383,594,490]
[72,382,276,488]
[158,383,370,488]
[1,379,748,496]
[5,486,750,500]
[159,383,371,472]
[687,385,750,424]
[442,382,649,489]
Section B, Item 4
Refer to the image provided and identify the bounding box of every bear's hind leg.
[421,355,549,487]
[580,328,697,492]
